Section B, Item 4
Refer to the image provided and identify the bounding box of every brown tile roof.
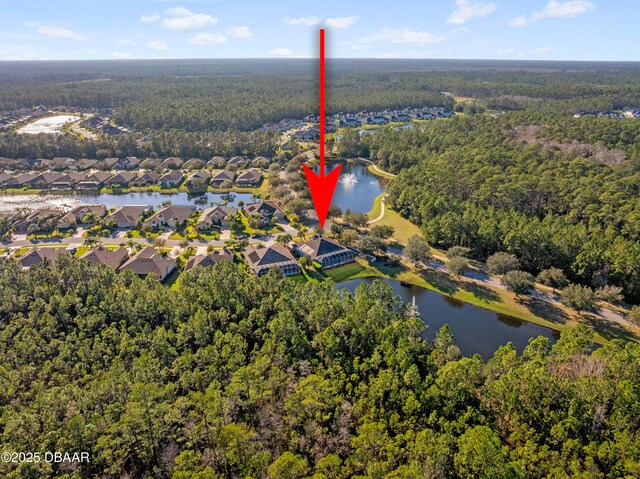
[80,246,129,269]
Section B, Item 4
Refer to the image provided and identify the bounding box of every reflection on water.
[496,313,525,328]
[313,161,387,213]
[0,191,255,212]
[442,295,465,309]
[340,277,558,360]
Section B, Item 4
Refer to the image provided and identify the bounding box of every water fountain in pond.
[340,173,358,185]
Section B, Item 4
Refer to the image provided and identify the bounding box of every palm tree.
[83,237,102,248]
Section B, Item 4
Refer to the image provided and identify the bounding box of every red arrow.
[303,28,341,229]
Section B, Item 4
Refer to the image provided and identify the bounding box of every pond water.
[17,115,80,135]
[313,161,387,214]
[0,192,255,212]
[340,277,559,360]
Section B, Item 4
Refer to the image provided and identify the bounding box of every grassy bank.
[332,258,634,345]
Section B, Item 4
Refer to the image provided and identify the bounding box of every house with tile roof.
[243,244,300,276]
[296,237,356,269]
[119,247,176,280]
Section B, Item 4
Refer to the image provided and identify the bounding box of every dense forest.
[0,257,639,478]
[3,60,640,134]
[0,129,281,160]
[335,114,640,302]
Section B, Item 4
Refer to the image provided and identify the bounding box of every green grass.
[366,165,397,180]
[324,262,368,282]
[374,207,424,245]
[126,229,160,239]
[368,193,384,221]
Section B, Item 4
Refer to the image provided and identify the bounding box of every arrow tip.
[303,163,342,229]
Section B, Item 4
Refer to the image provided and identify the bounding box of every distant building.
[243,244,301,276]
[251,156,270,168]
[207,156,227,168]
[161,157,184,169]
[228,156,248,168]
[184,249,234,272]
[296,237,356,269]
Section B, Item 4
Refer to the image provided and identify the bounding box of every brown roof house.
[242,200,284,226]
[296,237,356,269]
[58,205,107,228]
[184,249,234,272]
[19,247,69,269]
[207,156,226,169]
[12,208,62,233]
[132,171,160,187]
[197,206,237,230]
[186,170,211,187]
[105,171,137,188]
[251,156,270,168]
[105,205,152,228]
[243,244,300,277]
[235,169,263,187]
[119,247,176,281]
[77,171,114,189]
[80,246,129,269]
[161,157,184,169]
[158,170,184,188]
[228,156,248,168]
[210,170,235,188]
[144,205,195,229]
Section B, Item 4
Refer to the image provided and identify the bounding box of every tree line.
[337,115,640,303]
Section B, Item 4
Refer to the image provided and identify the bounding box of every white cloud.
[447,0,496,25]
[26,22,86,41]
[269,47,294,57]
[370,28,445,44]
[284,16,321,26]
[508,15,528,27]
[532,46,552,55]
[510,1,595,26]
[116,39,136,46]
[147,41,169,51]
[189,33,227,45]
[496,48,515,56]
[140,13,160,24]
[325,16,361,29]
[162,7,217,31]
[113,51,133,59]
[228,26,253,39]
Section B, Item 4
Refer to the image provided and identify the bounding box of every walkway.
[357,157,397,178]
[367,194,387,224]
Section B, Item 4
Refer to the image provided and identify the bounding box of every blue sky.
[0,0,637,61]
